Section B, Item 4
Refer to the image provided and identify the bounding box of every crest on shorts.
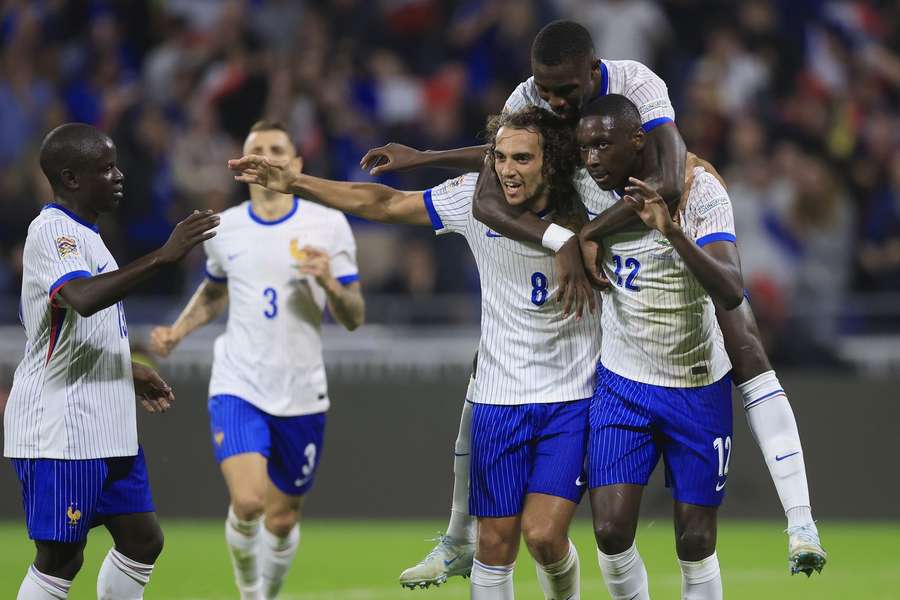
[56,236,79,259]
[214,430,225,446]
[66,504,82,526]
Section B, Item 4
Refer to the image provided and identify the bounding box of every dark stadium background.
[0,1,898,598]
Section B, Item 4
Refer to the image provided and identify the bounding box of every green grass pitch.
[1,520,898,599]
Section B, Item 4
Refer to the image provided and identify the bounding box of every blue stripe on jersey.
[422,189,445,231]
[337,273,359,285]
[204,266,227,283]
[43,203,100,232]
[599,61,609,97]
[696,232,737,247]
[641,117,673,133]
[247,197,299,225]
[48,270,91,299]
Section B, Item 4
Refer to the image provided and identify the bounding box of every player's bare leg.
[400,380,476,590]
[673,502,722,600]
[17,541,85,599]
[259,482,304,599]
[472,515,520,600]
[719,301,825,575]
[98,512,163,599]
[521,493,580,600]
[222,453,270,600]
[590,484,649,600]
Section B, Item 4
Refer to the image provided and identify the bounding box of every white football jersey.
[595,167,734,387]
[426,173,600,405]
[4,204,137,459]
[504,58,676,130]
[204,198,359,416]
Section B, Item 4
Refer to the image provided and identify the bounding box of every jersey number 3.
[263,287,278,319]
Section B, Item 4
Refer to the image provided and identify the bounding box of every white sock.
[226,506,262,598]
[597,543,650,600]
[535,539,579,600]
[739,371,814,524]
[447,380,476,542]
[97,548,154,599]
[17,565,71,599]
[679,552,722,600]
[259,524,300,599]
[471,559,515,600]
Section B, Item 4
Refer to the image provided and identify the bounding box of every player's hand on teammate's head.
[295,245,333,287]
[149,326,178,358]
[158,210,220,264]
[132,361,174,414]
[624,177,676,234]
[555,236,597,319]
[228,154,296,193]
[359,143,421,176]
[578,234,612,291]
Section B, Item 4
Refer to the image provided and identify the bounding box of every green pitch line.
[1,520,898,599]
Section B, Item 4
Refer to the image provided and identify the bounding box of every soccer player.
[230,106,598,600]
[573,94,739,599]
[149,120,364,600]
[368,20,824,582]
[4,122,218,600]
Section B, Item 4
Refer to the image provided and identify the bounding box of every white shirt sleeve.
[613,60,676,130]
[33,220,94,305]
[203,237,227,282]
[685,171,737,247]
[329,213,360,285]
[503,78,534,113]
[423,173,476,236]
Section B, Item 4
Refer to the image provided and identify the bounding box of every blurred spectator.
[859,149,900,291]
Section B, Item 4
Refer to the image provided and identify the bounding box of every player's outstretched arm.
[58,211,219,317]
[150,279,228,358]
[229,155,431,225]
[471,159,597,317]
[624,177,743,309]
[360,143,488,176]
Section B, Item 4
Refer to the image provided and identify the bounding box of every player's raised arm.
[58,210,219,317]
[624,176,743,310]
[150,278,228,358]
[360,143,488,176]
[228,154,431,226]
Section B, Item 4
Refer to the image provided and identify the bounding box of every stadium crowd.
[0,0,899,363]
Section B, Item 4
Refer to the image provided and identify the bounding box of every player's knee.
[593,519,636,555]
[118,522,165,565]
[521,520,567,564]
[230,493,265,521]
[675,525,716,561]
[477,527,518,564]
[264,508,300,538]
[35,543,86,580]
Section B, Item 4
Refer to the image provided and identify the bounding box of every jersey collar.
[592,60,609,101]
[43,203,100,233]
[247,196,299,226]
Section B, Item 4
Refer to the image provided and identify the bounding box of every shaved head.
[581,94,642,134]
[39,123,112,190]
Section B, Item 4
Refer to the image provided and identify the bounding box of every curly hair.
[484,106,582,228]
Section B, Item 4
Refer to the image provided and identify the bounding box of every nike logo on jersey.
[97,262,109,273]
[775,451,800,462]
[443,555,462,567]
[715,480,727,491]
[227,251,246,261]
[485,230,503,238]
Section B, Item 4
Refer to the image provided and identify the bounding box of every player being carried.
[149,120,365,600]
[230,106,598,600]
[4,123,218,600]
[363,19,824,585]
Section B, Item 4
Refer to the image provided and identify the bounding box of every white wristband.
[541,223,575,253]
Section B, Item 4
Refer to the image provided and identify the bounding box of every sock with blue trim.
[17,565,71,599]
[97,548,154,599]
[471,559,515,600]
[447,379,476,542]
[739,371,813,524]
